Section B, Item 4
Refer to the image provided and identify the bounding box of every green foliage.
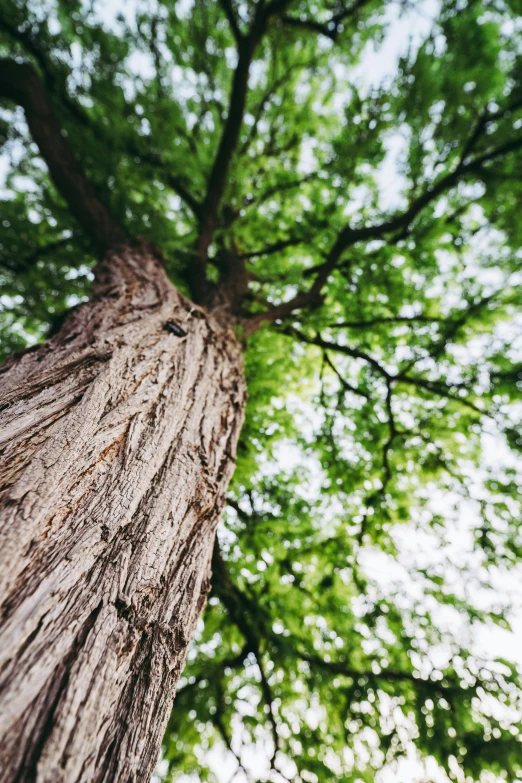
[2,0,522,780]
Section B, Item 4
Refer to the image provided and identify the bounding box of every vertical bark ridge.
[0,244,246,782]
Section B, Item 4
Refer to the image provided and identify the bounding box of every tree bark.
[0,243,246,782]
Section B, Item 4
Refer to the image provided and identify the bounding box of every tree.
[1,0,522,780]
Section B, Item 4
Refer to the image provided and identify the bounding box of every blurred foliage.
[2,0,522,780]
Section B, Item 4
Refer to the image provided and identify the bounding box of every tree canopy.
[2,0,522,780]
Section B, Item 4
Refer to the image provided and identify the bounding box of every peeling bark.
[0,244,246,782]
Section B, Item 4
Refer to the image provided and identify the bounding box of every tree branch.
[0,14,202,220]
[297,651,463,696]
[330,132,522,253]
[218,0,243,44]
[0,236,75,273]
[238,236,309,259]
[284,328,489,417]
[131,148,202,218]
[394,374,487,416]
[0,59,126,251]
[241,129,522,333]
[281,0,371,41]
[329,315,443,329]
[213,541,464,714]
[239,56,307,156]
[211,541,281,763]
[458,96,522,166]
[242,172,318,210]
[195,0,294,292]
[286,327,392,377]
[214,680,250,782]
[196,33,260,272]
[323,351,371,399]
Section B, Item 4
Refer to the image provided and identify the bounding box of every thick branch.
[196,1,293,280]
[196,39,255,265]
[330,133,522,254]
[242,130,522,333]
[242,291,322,336]
[0,15,202,220]
[0,59,126,251]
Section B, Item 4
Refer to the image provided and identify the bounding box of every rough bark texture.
[0,243,246,782]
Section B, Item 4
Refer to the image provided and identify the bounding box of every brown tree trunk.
[0,244,246,782]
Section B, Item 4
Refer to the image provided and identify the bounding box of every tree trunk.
[0,244,246,782]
